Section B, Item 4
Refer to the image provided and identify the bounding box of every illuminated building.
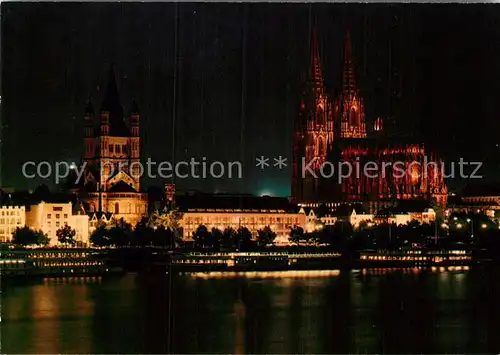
[446,185,500,217]
[292,29,448,208]
[87,211,114,234]
[374,201,437,225]
[180,209,304,241]
[0,206,25,243]
[72,67,147,226]
[332,205,374,228]
[175,192,305,241]
[25,202,89,245]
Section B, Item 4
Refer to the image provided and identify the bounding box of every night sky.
[2,3,500,196]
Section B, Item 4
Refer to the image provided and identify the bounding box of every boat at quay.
[160,251,344,272]
[156,247,478,273]
[355,248,476,268]
[1,248,124,278]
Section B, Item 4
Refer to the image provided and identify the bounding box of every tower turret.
[84,98,95,138]
[84,98,96,160]
[129,99,140,177]
[129,98,140,138]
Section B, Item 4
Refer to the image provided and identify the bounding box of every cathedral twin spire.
[307,27,358,99]
[304,27,366,139]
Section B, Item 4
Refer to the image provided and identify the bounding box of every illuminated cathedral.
[72,67,148,225]
[292,29,448,209]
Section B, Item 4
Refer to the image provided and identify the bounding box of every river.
[2,267,500,354]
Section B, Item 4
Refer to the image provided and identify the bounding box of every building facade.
[73,67,147,226]
[174,193,305,241]
[291,29,448,208]
[26,202,89,245]
[0,206,25,243]
[180,209,305,241]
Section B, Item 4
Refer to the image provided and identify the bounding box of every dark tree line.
[11,225,79,247]
[191,225,277,251]
[89,217,181,248]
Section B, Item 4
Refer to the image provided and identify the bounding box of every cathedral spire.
[342,28,357,95]
[309,27,324,95]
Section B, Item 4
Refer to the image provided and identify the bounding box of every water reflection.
[2,268,500,353]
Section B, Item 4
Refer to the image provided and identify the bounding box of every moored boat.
[357,248,473,268]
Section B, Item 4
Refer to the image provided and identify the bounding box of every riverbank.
[1,246,488,279]
[150,247,480,273]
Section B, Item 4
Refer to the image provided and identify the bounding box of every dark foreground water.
[3,267,500,354]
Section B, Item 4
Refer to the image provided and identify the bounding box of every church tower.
[83,66,140,192]
[334,29,367,139]
[78,66,147,225]
[292,28,334,202]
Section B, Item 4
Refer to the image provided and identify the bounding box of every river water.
[2,267,500,354]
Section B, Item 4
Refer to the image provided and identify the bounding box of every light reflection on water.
[2,267,500,354]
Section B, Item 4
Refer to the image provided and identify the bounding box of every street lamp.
[456,223,462,229]
[482,224,487,229]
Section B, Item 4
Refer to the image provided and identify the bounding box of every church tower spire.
[100,65,128,137]
[309,27,324,96]
[292,27,334,203]
[342,28,357,95]
[335,28,367,139]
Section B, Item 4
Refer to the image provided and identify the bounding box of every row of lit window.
[22,252,90,259]
[90,141,136,155]
[0,228,19,235]
[174,259,226,264]
[0,210,21,216]
[293,253,341,258]
[35,261,104,267]
[46,221,67,228]
[185,217,299,224]
[0,259,26,264]
[0,218,23,225]
[88,205,144,214]
[448,256,470,260]
[47,213,68,219]
[190,252,338,257]
[361,255,429,261]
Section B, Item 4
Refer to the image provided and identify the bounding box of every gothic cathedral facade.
[292,29,448,209]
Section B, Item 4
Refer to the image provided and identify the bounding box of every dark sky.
[2,3,500,196]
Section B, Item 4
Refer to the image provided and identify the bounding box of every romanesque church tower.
[78,66,147,225]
